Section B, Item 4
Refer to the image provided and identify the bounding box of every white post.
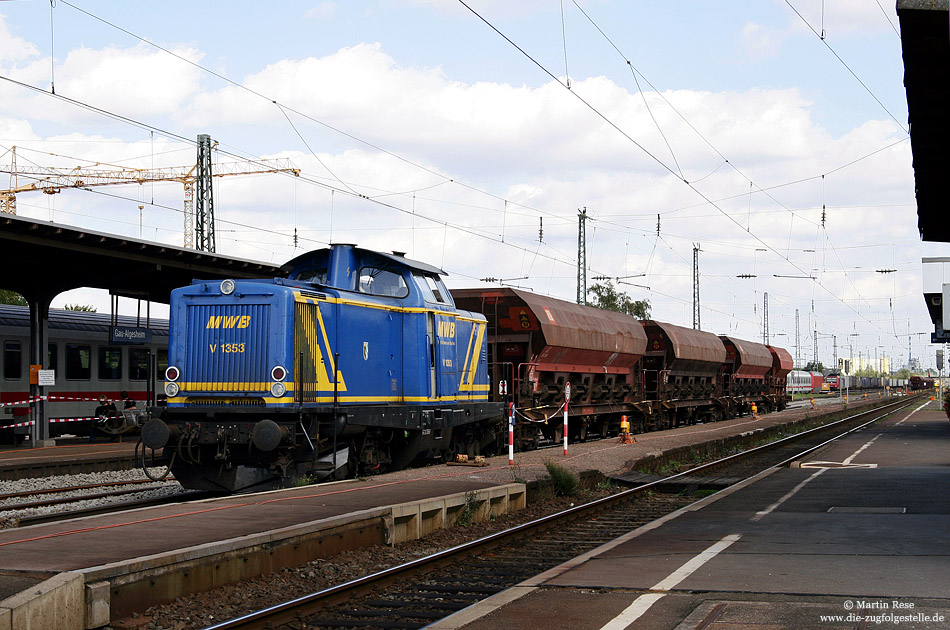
[508,402,514,466]
[563,382,570,456]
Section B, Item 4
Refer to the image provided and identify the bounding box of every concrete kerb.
[390,483,526,543]
[63,483,527,629]
[0,571,84,630]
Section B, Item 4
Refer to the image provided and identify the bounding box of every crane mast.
[1,141,300,251]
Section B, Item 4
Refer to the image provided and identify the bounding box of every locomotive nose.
[251,419,289,452]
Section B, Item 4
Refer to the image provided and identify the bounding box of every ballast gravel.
[0,469,184,528]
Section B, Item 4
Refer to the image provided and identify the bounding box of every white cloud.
[57,44,205,119]
[740,21,785,59]
[0,14,40,66]
[304,2,338,21]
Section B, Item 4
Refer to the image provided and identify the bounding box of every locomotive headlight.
[220,279,236,295]
[271,365,287,382]
[165,381,180,397]
[165,366,180,382]
[270,382,286,398]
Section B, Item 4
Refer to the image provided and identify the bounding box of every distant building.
[845,355,890,374]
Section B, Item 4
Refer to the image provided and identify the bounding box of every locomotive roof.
[0,304,169,336]
[280,246,447,277]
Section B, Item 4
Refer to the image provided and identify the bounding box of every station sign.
[111,326,153,345]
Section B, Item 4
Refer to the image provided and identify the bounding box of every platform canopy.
[0,214,283,443]
[0,214,281,304]
[898,0,950,242]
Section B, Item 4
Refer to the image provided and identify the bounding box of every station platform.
[0,470,525,629]
[0,394,916,630]
[432,399,950,630]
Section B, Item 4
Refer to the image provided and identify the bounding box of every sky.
[0,0,942,371]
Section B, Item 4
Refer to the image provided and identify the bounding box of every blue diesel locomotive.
[141,244,503,492]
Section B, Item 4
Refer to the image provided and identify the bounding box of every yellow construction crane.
[1,145,300,249]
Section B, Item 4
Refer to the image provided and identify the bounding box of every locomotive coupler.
[214,426,233,461]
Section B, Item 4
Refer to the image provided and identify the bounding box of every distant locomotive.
[142,244,502,492]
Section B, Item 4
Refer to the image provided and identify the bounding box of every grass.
[508,466,528,485]
[544,460,580,497]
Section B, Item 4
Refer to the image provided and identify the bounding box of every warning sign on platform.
[38,370,56,386]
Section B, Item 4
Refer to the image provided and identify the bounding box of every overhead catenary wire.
[458,0,900,342]
[782,0,906,132]
[4,3,919,357]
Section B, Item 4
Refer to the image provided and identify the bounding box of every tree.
[802,361,825,373]
[0,289,27,306]
[588,282,651,319]
[64,304,97,312]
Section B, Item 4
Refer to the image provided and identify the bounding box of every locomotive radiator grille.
[185,398,266,407]
[295,301,336,403]
[184,303,270,392]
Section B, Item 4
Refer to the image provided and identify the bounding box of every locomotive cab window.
[358,267,408,298]
[294,267,328,285]
[66,344,91,380]
[413,272,449,304]
[3,341,21,380]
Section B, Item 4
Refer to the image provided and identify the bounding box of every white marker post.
[500,380,513,466]
[508,402,515,466]
[563,382,570,456]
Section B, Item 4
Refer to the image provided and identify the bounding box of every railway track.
[15,489,210,526]
[0,477,202,527]
[203,396,920,630]
[0,477,172,502]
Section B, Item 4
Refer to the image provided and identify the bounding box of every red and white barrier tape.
[4,416,101,429]
[1,395,116,408]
